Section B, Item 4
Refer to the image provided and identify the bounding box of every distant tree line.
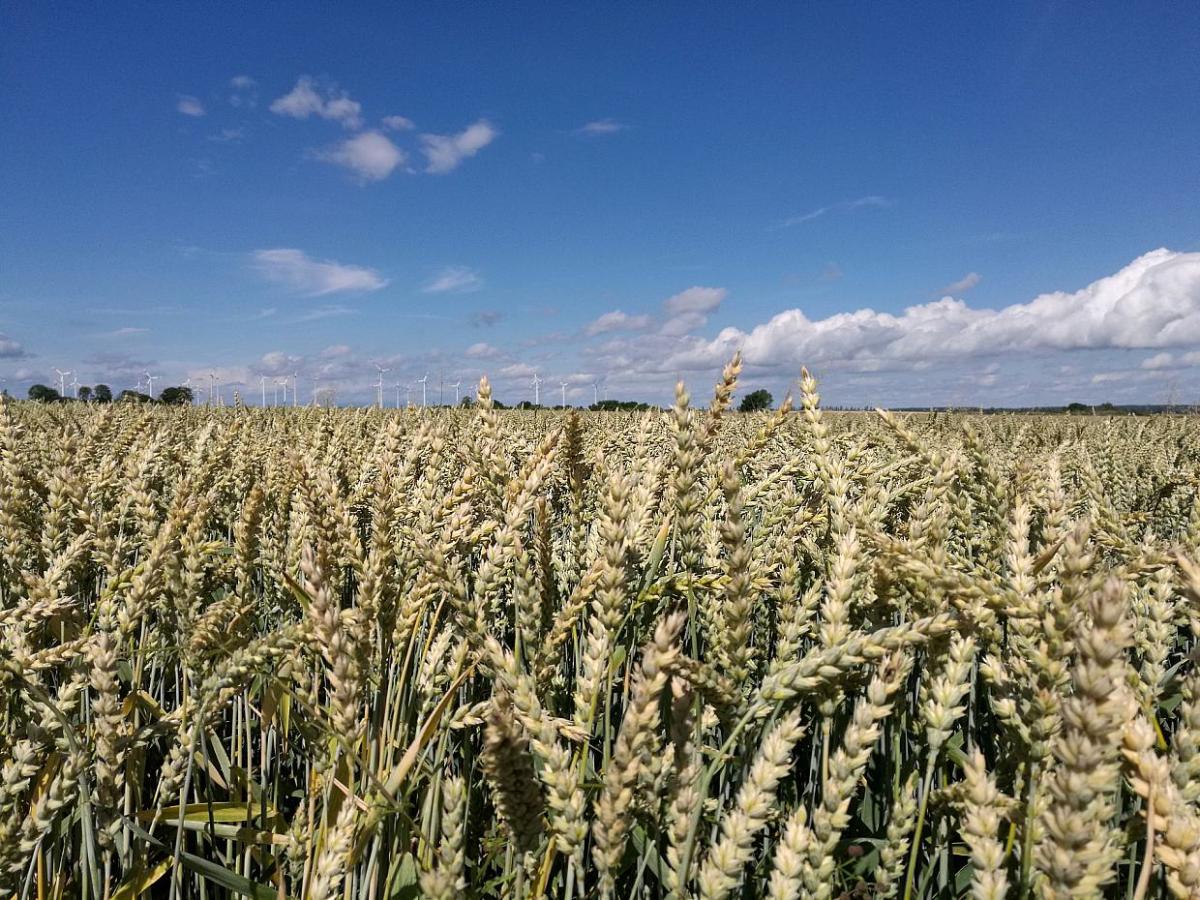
[25,384,193,405]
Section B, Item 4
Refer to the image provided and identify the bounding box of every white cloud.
[208,128,244,143]
[382,115,415,131]
[664,286,727,316]
[586,310,652,336]
[177,95,206,117]
[423,266,483,294]
[1141,350,1200,370]
[661,286,728,336]
[774,195,889,229]
[318,131,406,181]
[321,344,352,358]
[465,341,500,359]
[270,76,363,129]
[941,272,982,295]
[1141,352,1176,370]
[575,119,625,136]
[420,119,498,174]
[663,249,1200,373]
[229,76,258,108]
[297,305,356,322]
[500,362,536,378]
[252,248,387,296]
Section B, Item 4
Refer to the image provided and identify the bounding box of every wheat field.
[2,357,1200,899]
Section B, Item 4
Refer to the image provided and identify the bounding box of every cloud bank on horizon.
[11,247,1199,409]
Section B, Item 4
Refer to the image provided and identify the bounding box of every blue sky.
[2,1,1199,406]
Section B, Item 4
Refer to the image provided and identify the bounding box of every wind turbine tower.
[374,364,390,409]
[54,368,71,397]
[418,372,429,408]
[144,371,156,398]
[560,381,568,408]
[531,372,541,406]
[452,381,461,405]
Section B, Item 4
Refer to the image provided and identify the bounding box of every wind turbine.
[54,368,71,397]
[592,382,599,406]
[144,371,156,398]
[394,382,402,409]
[183,378,193,405]
[451,381,461,405]
[560,381,568,408]
[70,376,80,399]
[260,375,267,407]
[292,372,299,408]
[405,383,413,408]
[208,371,217,408]
[374,364,390,409]
[417,372,429,408]
[531,372,541,406]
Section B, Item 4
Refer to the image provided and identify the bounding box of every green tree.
[93,384,113,403]
[78,385,93,402]
[28,384,61,402]
[159,385,194,405]
[118,390,152,403]
[738,389,773,412]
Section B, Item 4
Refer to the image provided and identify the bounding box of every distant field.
[2,363,1198,899]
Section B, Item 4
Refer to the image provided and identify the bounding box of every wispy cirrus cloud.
[423,266,484,294]
[773,195,890,229]
[295,305,357,322]
[251,248,387,296]
[420,120,498,174]
[575,118,626,136]
[941,272,982,295]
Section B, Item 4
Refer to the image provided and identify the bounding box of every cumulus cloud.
[586,310,652,336]
[270,76,363,129]
[774,195,889,229]
[661,286,728,336]
[176,95,206,117]
[420,120,498,174]
[465,341,501,359]
[382,115,415,131]
[259,351,304,375]
[663,249,1200,373]
[423,266,483,294]
[941,272,982,295]
[575,119,625,136]
[500,362,536,378]
[317,131,406,181]
[0,333,28,358]
[252,248,387,295]
[1141,350,1200,370]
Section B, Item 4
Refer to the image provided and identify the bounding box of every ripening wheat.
[1,360,1199,899]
